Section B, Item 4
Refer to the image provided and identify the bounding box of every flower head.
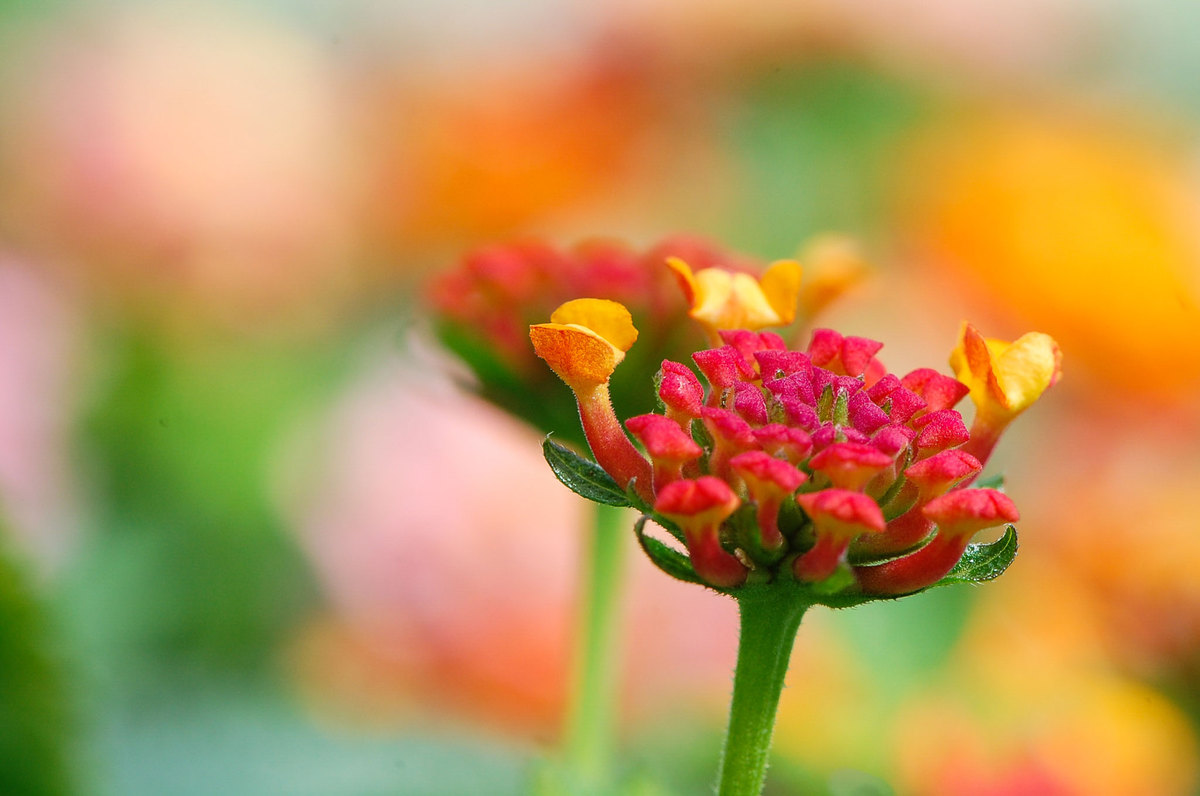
[432,234,856,455]
[430,235,742,449]
[516,237,1052,600]
[538,306,1052,594]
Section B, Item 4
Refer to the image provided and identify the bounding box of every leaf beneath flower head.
[811,525,1019,609]
[634,516,706,587]
[936,525,1019,586]
[542,438,631,507]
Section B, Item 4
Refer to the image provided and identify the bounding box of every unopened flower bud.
[730,451,807,551]
[655,477,747,587]
[809,442,894,491]
[794,489,885,582]
[626,413,704,492]
[657,360,704,428]
[856,488,1018,594]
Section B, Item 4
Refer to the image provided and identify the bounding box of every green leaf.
[634,517,705,586]
[974,472,1006,490]
[810,526,1019,610]
[624,479,653,514]
[937,525,1019,586]
[542,438,631,507]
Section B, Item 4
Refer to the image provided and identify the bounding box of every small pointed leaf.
[936,525,1019,586]
[542,438,631,507]
[634,516,705,586]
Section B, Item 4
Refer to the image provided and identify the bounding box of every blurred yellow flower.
[666,256,802,342]
[795,234,870,321]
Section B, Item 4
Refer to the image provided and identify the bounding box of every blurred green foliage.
[0,529,73,796]
[722,61,930,258]
[66,323,349,685]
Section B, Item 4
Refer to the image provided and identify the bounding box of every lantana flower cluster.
[532,281,1060,598]
[429,235,865,448]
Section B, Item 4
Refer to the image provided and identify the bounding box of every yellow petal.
[796,235,868,319]
[665,257,700,308]
[991,332,1062,412]
[548,298,638,352]
[690,269,738,326]
[726,272,783,328]
[759,259,802,325]
[667,255,800,336]
[952,322,1061,422]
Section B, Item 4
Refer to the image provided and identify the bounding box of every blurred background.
[1,0,1198,793]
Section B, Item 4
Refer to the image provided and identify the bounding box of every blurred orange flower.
[363,53,661,250]
[901,108,1200,402]
[892,561,1200,796]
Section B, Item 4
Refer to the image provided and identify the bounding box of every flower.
[655,476,746,588]
[901,109,1200,400]
[854,488,1019,595]
[729,451,807,552]
[950,322,1062,464]
[666,255,803,343]
[538,304,1056,595]
[794,489,885,583]
[531,299,652,499]
[529,299,638,392]
[431,235,791,451]
[432,233,864,465]
[625,413,703,492]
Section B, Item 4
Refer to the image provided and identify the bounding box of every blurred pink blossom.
[0,6,359,328]
[0,257,80,568]
[283,345,737,735]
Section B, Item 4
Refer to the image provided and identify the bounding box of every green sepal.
[816,383,834,422]
[935,524,1019,586]
[690,422,713,475]
[809,561,857,596]
[624,479,653,514]
[634,516,706,586]
[974,472,1006,490]
[542,438,631,507]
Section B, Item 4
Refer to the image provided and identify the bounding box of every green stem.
[563,501,628,793]
[716,590,810,796]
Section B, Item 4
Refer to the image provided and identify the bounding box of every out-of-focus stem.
[563,501,628,794]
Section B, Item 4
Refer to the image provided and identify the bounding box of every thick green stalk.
[716,590,810,796]
[563,501,628,793]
